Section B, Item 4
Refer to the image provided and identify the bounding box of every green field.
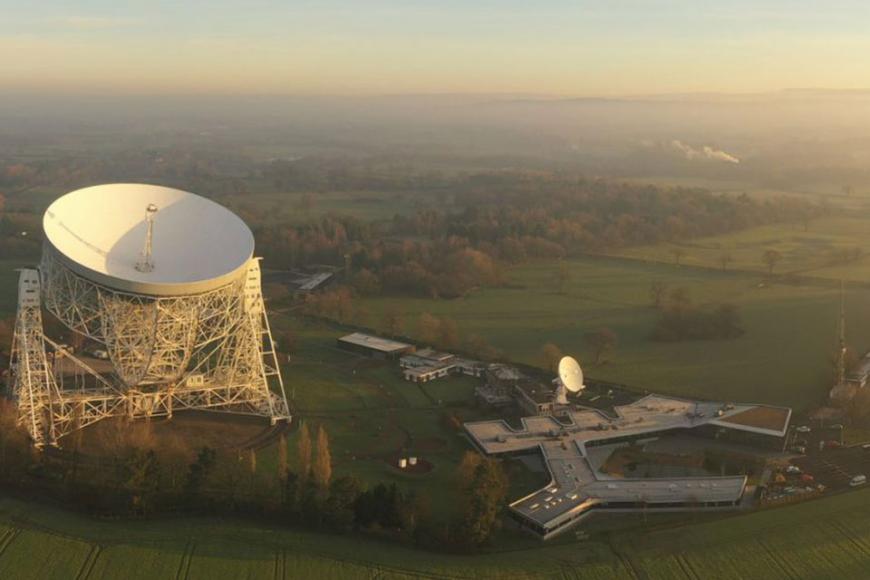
[259,316,519,517]
[4,485,870,578]
[610,215,870,283]
[354,256,870,410]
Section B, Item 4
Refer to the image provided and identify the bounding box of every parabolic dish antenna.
[43,183,255,296]
[558,356,585,393]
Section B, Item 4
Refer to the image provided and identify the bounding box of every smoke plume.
[671,140,740,164]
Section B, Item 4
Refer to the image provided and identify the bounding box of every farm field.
[609,215,870,283]
[354,256,870,411]
[4,485,870,577]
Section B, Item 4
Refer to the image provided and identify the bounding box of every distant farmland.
[354,256,862,410]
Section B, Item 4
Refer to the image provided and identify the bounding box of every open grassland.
[356,257,870,410]
[610,215,870,283]
[259,317,524,517]
[6,486,870,578]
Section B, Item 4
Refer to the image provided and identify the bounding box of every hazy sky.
[3,1,870,96]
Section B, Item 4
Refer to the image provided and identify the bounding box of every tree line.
[254,173,823,298]
[0,404,508,552]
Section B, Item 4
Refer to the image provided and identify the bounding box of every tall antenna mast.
[837,279,847,388]
[135,204,158,273]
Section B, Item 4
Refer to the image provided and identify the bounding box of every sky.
[3,0,870,96]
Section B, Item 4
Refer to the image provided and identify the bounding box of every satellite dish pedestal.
[555,381,569,405]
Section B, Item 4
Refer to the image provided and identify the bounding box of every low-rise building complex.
[465,394,791,539]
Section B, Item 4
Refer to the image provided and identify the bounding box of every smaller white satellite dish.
[558,356,585,393]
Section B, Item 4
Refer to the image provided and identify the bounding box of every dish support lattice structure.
[8,252,290,448]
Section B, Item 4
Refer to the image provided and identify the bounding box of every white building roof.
[465,394,788,533]
[338,332,413,353]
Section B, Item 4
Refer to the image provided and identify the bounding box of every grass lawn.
[257,316,508,517]
[609,215,870,283]
[6,484,870,578]
[356,257,865,411]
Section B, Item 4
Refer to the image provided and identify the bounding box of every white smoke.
[670,140,740,164]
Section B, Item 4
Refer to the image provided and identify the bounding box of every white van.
[850,475,867,487]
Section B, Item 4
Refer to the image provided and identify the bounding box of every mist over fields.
[4,89,870,196]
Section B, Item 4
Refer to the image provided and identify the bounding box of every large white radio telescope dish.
[43,183,254,296]
[558,356,585,393]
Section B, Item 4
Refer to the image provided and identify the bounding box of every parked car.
[790,446,807,455]
[794,438,808,446]
[829,424,844,430]
[862,443,870,451]
[786,465,802,474]
[826,440,842,449]
[850,475,867,487]
[796,425,811,433]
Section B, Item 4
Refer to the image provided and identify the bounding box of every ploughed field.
[4,484,870,578]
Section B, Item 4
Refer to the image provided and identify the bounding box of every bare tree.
[439,319,461,350]
[649,281,668,309]
[584,328,618,365]
[671,247,686,266]
[418,313,441,345]
[719,252,734,272]
[540,342,563,372]
[382,307,405,338]
[762,249,783,275]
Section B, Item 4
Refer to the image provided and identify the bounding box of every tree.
[554,261,571,294]
[439,319,460,350]
[649,281,668,309]
[184,447,217,500]
[465,334,500,361]
[297,423,312,483]
[124,449,161,514]
[668,287,692,314]
[584,328,617,365]
[382,307,405,338]
[456,456,508,547]
[719,252,733,271]
[352,268,381,296]
[671,247,686,266]
[418,313,441,345]
[540,342,562,372]
[324,475,362,531]
[761,249,782,275]
[312,425,332,490]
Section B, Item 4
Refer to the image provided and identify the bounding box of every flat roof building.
[465,394,791,539]
[337,333,415,359]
